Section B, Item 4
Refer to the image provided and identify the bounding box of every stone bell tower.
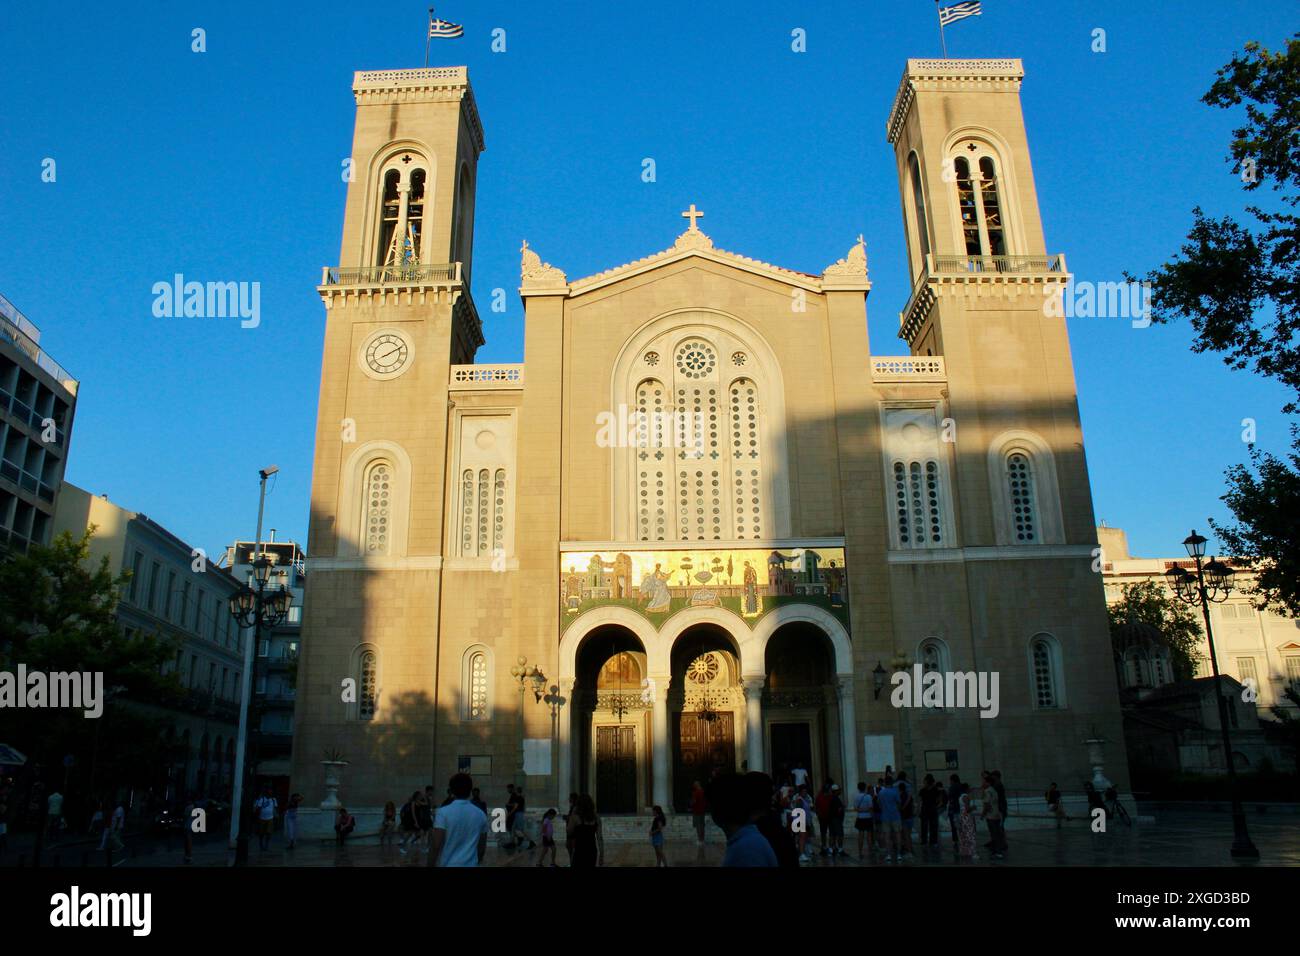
[291,67,485,811]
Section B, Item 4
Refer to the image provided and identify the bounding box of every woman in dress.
[957,790,978,861]
[650,805,668,867]
[570,794,604,867]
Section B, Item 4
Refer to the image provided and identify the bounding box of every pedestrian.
[649,804,668,867]
[1045,782,1069,827]
[108,800,126,854]
[414,790,433,852]
[690,780,708,846]
[897,772,915,857]
[398,791,418,853]
[875,775,901,863]
[709,774,777,868]
[790,760,810,792]
[46,789,64,838]
[919,774,941,847]
[946,774,963,848]
[254,786,277,851]
[570,794,604,867]
[285,793,302,849]
[380,799,397,846]
[853,781,874,858]
[957,790,979,861]
[537,807,559,867]
[470,787,488,815]
[512,786,535,850]
[747,773,799,867]
[980,772,1005,859]
[813,780,833,855]
[89,800,106,849]
[334,806,356,845]
[564,792,579,865]
[1085,781,1105,819]
[503,783,519,849]
[429,773,489,867]
[791,784,813,863]
[827,783,846,857]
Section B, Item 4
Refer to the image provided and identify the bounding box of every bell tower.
[293,67,485,806]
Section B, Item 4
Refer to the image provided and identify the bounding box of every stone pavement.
[85,807,1300,868]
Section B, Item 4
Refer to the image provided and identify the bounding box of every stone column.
[556,678,576,808]
[650,676,672,810]
[742,676,766,773]
[837,675,860,788]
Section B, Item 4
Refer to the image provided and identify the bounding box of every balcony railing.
[0,458,58,502]
[450,364,525,389]
[870,356,947,382]
[0,298,77,393]
[930,254,1064,275]
[321,262,461,287]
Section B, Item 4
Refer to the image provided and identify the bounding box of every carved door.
[673,711,736,811]
[595,725,637,814]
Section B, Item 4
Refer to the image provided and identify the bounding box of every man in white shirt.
[429,773,488,867]
[790,763,809,790]
[253,786,278,851]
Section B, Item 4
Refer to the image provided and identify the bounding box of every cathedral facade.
[290,59,1130,821]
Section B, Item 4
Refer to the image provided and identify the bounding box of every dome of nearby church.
[1112,617,1165,654]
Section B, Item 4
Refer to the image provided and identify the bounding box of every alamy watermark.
[595,405,706,451]
[151,274,261,328]
[889,665,1000,719]
[1044,279,1152,328]
[0,666,104,718]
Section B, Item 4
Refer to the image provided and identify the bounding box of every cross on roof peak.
[681,203,704,231]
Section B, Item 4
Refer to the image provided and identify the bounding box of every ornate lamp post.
[889,651,915,783]
[226,505,293,865]
[1165,529,1259,859]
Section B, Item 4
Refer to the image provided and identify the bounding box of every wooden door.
[595,725,637,814]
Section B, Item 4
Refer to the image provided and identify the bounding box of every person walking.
[284,793,302,849]
[563,792,579,865]
[875,776,902,863]
[792,784,813,863]
[897,772,915,858]
[379,799,396,846]
[1045,782,1069,827]
[512,786,536,850]
[503,784,520,849]
[570,794,604,867]
[957,790,979,861]
[946,774,963,849]
[414,790,433,853]
[180,793,195,864]
[429,773,489,867]
[398,791,420,854]
[537,808,558,867]
[46,789,64,838]
[650,805,668,867]
[827,783,846,857]
[814,781,833,856]
[919,774,941,848]
[980,772,1005,859]
[689,780,708,847]
[107,800,126,855]
[253,786,277,851]
[853,782,874,859]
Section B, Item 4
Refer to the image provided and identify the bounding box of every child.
[650,805,668,868]
[957,791,979,861]
[537,808,558,867]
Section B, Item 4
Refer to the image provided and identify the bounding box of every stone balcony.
[450,364,525,390]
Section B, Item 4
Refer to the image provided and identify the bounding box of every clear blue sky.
[0,1,1292,561]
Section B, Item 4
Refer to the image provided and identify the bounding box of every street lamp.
[1164,529,1259,859]
[872,662,888,700]
[225,466,292,866]
[510,657,547,784]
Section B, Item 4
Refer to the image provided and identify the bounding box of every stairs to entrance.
[596,814,724,844]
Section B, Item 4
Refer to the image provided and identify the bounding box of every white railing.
[871,356,947,382]
[450,364,524,389]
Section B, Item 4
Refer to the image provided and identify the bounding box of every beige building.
[291,59,1131,828]
[1100,524,1300,721]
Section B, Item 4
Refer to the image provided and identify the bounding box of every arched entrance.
[670,624,744,811]
[763,622,839,789]
[574,625,650,814]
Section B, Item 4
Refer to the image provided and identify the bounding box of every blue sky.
[0,0,1292,561]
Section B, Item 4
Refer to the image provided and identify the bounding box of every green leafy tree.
[1265,685,1300,774]
[0,529,181,793]
[1136,35,1300,616]
[1107,580,1203,681]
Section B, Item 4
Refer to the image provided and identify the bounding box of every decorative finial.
[823,235,868,277]
[520,239,566,286]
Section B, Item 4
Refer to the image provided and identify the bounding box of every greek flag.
[429,16,464,38]
[938,1,982,26]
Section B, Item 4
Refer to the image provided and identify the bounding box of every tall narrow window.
[1032,639,1057,708]
[469,651,489,719]
[893,459,943,547]
[636,379,669,541]
[893,461,910,545]
[377,169,401,267]
[908,152,930,259]
[476,469,490,554]
[364,461,392,554]
[460,469,474,554]
[406,168,426,264]
[954,157,982,255]
[730,378,763,540]
[359,651,377,720]
[493,470,506,552]
[978,157,1006,256]
[1006,453,1036,543]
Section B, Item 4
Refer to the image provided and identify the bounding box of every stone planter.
[320,760,349,810]
[1084,738,1113,791]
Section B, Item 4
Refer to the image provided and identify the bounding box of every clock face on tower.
[359,329,413,380]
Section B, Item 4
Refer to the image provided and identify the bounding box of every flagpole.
[936,2,948,58]
[424,7,433,67]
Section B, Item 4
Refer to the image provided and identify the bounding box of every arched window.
[730,377,763,540]
[358,650,378,721]
[1006,451,1037,543]
[636,378,670,541]
[908,152,930,260]
[918,637,951,710]
[952,145,1009,258]
[374,152,431,268]
[1030,635,1063,709]
[891,458,945,547]
[469,650,489,719]
[363,460,393,555]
